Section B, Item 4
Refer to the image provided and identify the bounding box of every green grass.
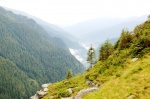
[42,74,88,99]
[83,55,150,99]
[42,52,150,99]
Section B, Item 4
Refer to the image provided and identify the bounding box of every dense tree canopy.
[0,7,84,99]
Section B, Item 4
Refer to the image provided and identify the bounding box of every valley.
[0,3,149,99]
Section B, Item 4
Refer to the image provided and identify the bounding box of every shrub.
[58,90,71,98]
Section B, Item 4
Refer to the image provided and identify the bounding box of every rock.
[74,87,99,99]
[42,83,51,89]
[61,97,73,99]
[50,96,54,99]
[36,91,48,98]
[67,88,72,94]
[95,84,99,87]
[30,83,51,98]
[127,94,137,99]
[91,82,96,87]
[131,58,138,62]
[43,88,49,92]
[30,94,39,99]
[85,80,91,85]
[85,80,96,87]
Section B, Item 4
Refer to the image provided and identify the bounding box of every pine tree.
[99,39,113,61]
[87,45,96,68]
[66,70,72,79]
[118,29,132,50]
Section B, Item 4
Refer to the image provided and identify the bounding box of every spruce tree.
[87,45,96,68]
[118,29,132,50]
[66,70,72,79]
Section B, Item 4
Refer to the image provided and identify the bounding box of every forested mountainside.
[0,7,84,99]
[42,20,150,99]
[5,7,88,67]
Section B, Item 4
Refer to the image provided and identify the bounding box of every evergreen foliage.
[118,29,132,50]
[0,7,84,99]
[0,56,39,99]
[66,70,72,79]
[130,21,150,57]
[99,39,113,61]
[87,45,96,68]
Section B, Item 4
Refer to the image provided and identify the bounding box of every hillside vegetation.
[0,7,84,99]
[43,20,150,99]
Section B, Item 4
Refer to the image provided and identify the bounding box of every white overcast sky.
[0,0,149,27]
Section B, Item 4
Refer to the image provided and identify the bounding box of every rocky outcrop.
[61,85,99,99]
[42,83,51,89]
[30,83,51,99]
[74,87,99,99]
[36,91,48,98]
[30,81,99,99]
[30,94,39,99]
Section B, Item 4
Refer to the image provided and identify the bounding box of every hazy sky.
[0,0,149,27]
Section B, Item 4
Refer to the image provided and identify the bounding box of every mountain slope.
[0,7,84,99]
[42,20,150,99]
[83,55,150,99]
[65,18,124,37]
[4,7,88,67]
[87,18,147,42]
[40,24,88,66]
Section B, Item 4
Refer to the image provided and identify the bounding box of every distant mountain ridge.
[65,15,147,45]
[0,6,84,99]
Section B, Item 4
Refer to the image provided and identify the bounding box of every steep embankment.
[42,20,150,99]
[0,7,84,99]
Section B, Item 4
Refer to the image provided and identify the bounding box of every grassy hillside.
[0,7,84,99]
[83,54,150,99]
[42,20,150,99]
